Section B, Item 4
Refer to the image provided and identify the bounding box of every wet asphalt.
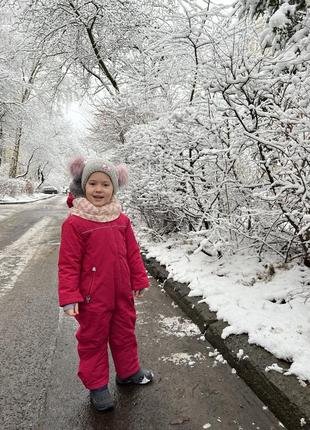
[0,196,285,430]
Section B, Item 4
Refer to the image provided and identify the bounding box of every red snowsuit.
[66,192,74,208]
[58,212,149,390]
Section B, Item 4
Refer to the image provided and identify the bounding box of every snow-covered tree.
[2,0,310,266]
[233,0,308,52]
[0,2,90,186]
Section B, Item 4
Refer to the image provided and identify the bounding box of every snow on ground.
[3,193,310,384]
[0,194,57,223]
[0,193,53,205]
[140,232,310,383]
[159,351,206,366]
[158,315,201,338]
[0,217,52,298]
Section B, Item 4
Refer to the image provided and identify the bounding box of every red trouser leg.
[109,296,140,379]
[75,310,111,390]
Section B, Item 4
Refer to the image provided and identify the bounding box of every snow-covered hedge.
[0,177,34,199]
[86,2,310,265]
[120,14,310,265]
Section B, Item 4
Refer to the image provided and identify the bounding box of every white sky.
[63,101,92,130]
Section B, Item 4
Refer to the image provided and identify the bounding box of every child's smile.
[85,172,114,207]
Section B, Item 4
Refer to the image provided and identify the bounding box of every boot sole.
[116,374,154,385]
[91,401,114,412]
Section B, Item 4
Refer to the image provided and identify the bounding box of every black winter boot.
[116,368,154,385]
[90,386,114,411]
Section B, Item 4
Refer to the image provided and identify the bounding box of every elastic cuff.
[63,303,76,311]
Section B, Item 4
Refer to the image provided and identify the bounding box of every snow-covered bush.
[0,177,34,198]
[234,0,308,53]
[122,11,310,265]
[208,21,310,264]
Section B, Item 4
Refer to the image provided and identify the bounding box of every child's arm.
[66,192,74,208]
[58,218,84,307]
[125,219,150,292]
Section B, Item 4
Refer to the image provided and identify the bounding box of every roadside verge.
[143,254,310,430]
[0,194,57,205]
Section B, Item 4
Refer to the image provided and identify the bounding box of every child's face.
[85,171,114,207]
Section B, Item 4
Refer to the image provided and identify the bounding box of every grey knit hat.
[68,156,129,196]
[82,159,119,193]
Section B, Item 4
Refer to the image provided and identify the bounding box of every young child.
[58,157,153,412]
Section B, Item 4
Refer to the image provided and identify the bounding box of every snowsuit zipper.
[86,266,96,303]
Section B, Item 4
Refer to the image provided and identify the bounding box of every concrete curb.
[143,254,310,430]
[0,194,57,205]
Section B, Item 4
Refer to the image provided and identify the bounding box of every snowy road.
[0,197,285,429]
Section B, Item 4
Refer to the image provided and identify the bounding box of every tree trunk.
[9,125,22,178]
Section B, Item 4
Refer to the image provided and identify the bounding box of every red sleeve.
[125,218,150,291]
[66,192,74,208]
[58,217,84,306]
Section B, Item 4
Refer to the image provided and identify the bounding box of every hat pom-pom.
[69,156,85,178]
[116,164,129,188]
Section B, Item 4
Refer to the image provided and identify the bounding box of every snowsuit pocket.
[85,266,96,303]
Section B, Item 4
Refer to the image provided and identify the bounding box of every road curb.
[143,254,310,430]
[0,195,57,205]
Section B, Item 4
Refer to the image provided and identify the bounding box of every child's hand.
[133,289,144,298]
[65,303,79,316]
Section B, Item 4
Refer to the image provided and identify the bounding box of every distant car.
[41,186,58,194]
